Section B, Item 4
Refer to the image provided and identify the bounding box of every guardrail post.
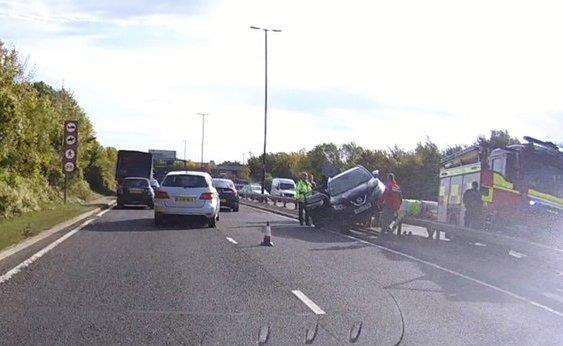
[426,227,433,239]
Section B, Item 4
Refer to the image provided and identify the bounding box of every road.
[0,205,561,344]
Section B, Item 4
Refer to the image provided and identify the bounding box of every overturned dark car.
[305,166,385,228]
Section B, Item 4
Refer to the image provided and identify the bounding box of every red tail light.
[154,190,170,199]
[199,192,214,200]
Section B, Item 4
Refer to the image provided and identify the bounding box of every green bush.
[0,41,116,219]
[0,172,57,218]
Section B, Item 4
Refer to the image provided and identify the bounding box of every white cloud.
[1,0,562,162]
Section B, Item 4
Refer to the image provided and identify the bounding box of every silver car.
[154,171,220,227]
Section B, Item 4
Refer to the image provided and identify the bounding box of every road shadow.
[309,243,369,251]
[88,216,209,233]
[112,205,151,211]
[371,236,527,305]
[268,225,357,244]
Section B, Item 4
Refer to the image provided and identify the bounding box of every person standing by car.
[463,181,483,228]
[295,172,313,226]
[308,173,317,190]
[380,173,403,234]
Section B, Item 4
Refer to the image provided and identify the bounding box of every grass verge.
[0,203,93,252]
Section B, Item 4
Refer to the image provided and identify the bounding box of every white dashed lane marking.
[292,290,326,315]
[226,237,238,245]
[508,250,526,259]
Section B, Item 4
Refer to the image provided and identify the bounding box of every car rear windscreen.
[163,175,208,188]
[123,179,149,188]
[213,179,235,189]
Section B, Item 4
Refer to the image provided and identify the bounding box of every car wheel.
[233,205,239,212]
[154,212,164,226]
[208,217,216,228]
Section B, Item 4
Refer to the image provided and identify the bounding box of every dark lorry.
[116,150,155,208]
[116,150,154,185]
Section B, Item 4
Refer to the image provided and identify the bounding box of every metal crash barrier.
[239,192,562,260]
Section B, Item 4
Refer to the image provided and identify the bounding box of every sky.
[1,0,562,163]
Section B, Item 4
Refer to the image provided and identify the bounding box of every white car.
[154,171,219,227]
[270,178,296,198]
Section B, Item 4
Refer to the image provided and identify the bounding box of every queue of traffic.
[113,134,561,235]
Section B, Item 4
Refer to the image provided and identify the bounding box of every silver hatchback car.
[154,171,220,227]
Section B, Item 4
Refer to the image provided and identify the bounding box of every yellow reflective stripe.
[482,187,493,203]
[440,162,481,178]
[492,173,518,193]
[528,189,563,207]
[492,172,513,189]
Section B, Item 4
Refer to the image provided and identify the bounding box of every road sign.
[64,162,75,172]
[62,121,79,174]
[66,122,77,133]
[65,149,75,160]
[65,135,77,146]
[62,120,79,203]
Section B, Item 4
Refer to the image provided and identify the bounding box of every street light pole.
[183,139,188,170]
[250,26,281,194]
[197,112,208,169]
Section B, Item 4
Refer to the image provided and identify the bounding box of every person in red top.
[380,173,403,234]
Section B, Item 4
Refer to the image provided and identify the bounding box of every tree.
[477,129,520,150]
[0,40,118,218]
[340,142,364,168]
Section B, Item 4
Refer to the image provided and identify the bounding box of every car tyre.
[233,205,239,212]
[208,217,217,228]
[154,212,164,226]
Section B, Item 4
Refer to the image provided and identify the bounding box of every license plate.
[129,188,144,194]
[354,202,372,214]
[220,198,227,203]
[175,196,195,203]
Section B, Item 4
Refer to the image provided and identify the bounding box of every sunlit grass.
[0,203,92,252]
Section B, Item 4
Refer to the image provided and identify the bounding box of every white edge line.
[226,237,238,244]
[250,204,563,317]
[334,231,562,318]
[292,289,326,315]
[96,207,113,217]
[0,218,93,284]
[0,208,101,262]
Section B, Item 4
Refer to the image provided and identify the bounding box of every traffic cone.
[261,221,274,247]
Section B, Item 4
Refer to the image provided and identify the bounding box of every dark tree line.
[246,130,520,201]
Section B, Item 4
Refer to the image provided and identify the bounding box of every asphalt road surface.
[0,205,561,344]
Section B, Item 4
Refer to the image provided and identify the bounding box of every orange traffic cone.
[261,221,274,247]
